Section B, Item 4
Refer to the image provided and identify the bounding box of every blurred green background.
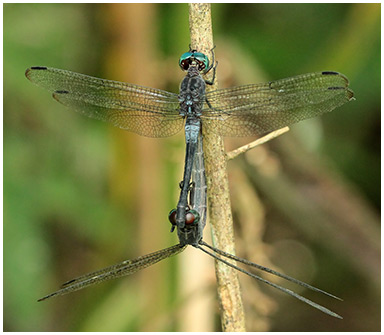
[4,3,380,332]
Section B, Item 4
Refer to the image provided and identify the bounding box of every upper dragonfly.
[25,49,354,235]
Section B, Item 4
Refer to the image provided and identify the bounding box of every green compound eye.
[178,51,210,72]
[191,52,209,70]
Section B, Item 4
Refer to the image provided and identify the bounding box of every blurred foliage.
[4,3,380,332]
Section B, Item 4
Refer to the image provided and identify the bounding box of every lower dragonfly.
[25,49,354,237]
[38,129,342,319]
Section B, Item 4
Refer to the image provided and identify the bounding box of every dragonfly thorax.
[178,211,203,246]
[168,208,203,246]
[178,68,206,118]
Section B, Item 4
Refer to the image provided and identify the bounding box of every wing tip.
[322,70,350,85]
[37,293,52,302]
[25,66,48,79]
[322,71,355,100]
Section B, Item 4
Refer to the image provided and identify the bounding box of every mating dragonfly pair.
[26,48,354,319]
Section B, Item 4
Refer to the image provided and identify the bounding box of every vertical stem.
[188,3,246,332]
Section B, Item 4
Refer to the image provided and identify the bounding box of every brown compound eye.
[179,59,190,71]
[168,209,177,225]
[197,60,206,72]
[185,209,200,225]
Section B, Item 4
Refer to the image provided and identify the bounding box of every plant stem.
[188,3,246,332]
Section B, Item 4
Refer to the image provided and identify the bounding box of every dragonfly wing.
[26,67,183,138]
[38,244,186,301]
[203,71,354,137]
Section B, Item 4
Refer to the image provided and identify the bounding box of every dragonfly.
[25,49,354,234]
[26,49,354,317]
[38,128,342,319]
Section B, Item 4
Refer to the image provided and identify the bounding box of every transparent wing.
[38,244,186,301]
[26,67,183,137]
[198,241,342,319]
[203,71,354,136]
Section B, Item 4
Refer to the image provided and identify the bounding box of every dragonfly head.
[168,208,202,245]
[179,50,210,74]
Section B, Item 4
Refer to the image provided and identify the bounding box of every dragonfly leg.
[179,180,194,191]
[205,97,213,109]
[204,47,217,85]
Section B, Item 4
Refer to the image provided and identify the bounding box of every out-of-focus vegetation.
[4,3,380,332]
